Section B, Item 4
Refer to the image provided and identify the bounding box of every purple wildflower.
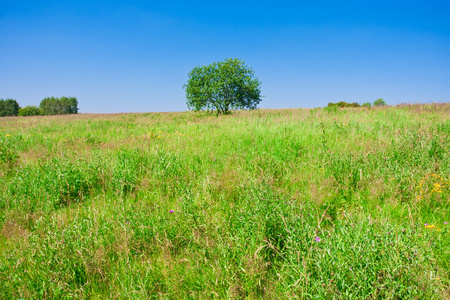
[444,222,448,225]
[425,223,428,226]
[315,236,321,242]
[170,210,174,213]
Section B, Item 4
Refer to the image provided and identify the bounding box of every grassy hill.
[1,104,449,299]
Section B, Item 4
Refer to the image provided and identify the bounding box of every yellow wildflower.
[6,134,10,137]
[425,224,441,231]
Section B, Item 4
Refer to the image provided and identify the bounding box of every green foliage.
[374,98,387,106]
[0,99,20,117]
[39,96,78,115]
[18,105,42,116]
[184,58,262,115]
[327,101,360,108]
[362,102,372,108]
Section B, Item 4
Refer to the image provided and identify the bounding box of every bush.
[0,98,20,117]
[18,106,42,116]
[374,98,387,106]
[362,102,372,108]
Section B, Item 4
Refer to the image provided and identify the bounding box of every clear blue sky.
[1,0,449,113]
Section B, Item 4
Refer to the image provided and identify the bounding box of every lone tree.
[184,58,262,115]
[373,98,387,106]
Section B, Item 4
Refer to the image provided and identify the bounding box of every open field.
[1,104,450,299]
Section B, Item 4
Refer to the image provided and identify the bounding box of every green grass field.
[1,104,449,299]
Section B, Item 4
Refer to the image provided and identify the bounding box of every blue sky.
[1,0,449,113]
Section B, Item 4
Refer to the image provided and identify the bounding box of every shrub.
[362,102,372,108]
[18,105,42,116]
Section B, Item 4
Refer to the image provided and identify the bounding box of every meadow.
[0,104,449,299]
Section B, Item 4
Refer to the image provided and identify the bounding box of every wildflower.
[425,224,441,231]
[425,223,428,226]
[5,134,10,137]
[444,222,448,225]
[315,236,321,242]
[170,210,174,213]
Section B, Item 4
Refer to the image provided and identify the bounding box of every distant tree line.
[0,97,78,117]
[327,98,387,108]
[327,101,361,108]
[39,97,78,115]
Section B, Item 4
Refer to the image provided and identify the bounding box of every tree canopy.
[184,58,262,115]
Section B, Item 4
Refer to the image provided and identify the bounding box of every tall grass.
[1,104,449,299]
